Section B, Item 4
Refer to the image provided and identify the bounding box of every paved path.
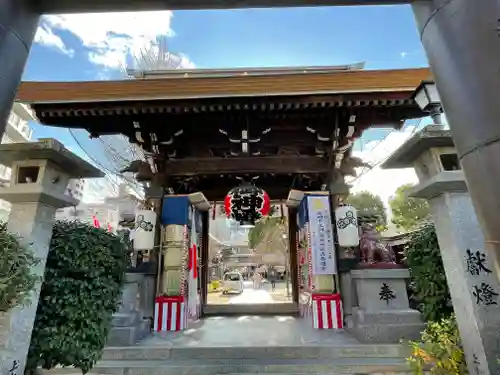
[208,281,292,305]
[229,281,274,304]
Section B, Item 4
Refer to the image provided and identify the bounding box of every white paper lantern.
[134,210,157,250]
[335,205,359,247]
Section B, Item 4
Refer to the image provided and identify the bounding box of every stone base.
[349,307,424,343]
[112,311,143,327]
[108,311,151,346]
[107,319,150,346]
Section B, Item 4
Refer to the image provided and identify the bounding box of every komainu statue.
[359,223,397,266]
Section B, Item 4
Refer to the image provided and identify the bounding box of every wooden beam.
[41,0,410,14]
[200,186,301,201]
[165,156,328,176]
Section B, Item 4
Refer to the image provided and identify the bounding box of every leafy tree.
[345,191,387,228]
[389,183,431,231]
[248,205,281,251]
[251,217,288,257]
[249,217,284,250]
[404,223,452,322]
[0,223,39,312]
[27,221,129,374]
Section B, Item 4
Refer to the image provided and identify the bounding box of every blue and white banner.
[306,196,337,275]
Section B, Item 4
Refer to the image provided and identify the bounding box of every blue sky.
[24,4,430,203]
[26,5,427,148]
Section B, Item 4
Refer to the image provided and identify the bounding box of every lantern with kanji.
[224,183,271,227]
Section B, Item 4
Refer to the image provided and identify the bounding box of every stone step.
[221,373,414,375]
[204,303,299,316]
[106,319,150,346]
[101,344,409,361]
[87,358,410,375]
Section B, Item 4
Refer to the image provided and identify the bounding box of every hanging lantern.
[224,183,270,228]
[335,204,360,247]
[134,210,157,250]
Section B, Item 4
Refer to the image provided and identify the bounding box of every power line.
[68,129,142,197]
[349,120,422,187]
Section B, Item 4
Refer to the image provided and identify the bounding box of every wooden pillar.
[329,178,355,324]
[288,207,299,304]
[200,210,210,312]
[145,183,164,299]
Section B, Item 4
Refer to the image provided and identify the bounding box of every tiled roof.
[16,68,431,104]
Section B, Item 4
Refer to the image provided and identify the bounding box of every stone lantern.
[0,139,103,375]
[382,125,500,374]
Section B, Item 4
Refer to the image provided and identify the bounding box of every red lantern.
[224,183,270,227]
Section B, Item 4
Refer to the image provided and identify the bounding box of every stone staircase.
[79,343,413,374]
[36,316,416,375]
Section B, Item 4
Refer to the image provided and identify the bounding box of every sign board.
[306,196,337,275]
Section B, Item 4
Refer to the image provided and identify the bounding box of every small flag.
[92,215,100,228]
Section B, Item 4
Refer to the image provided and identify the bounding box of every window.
[8,113,19,127]
[224,273,241,282]
[440,153,461,171]
[17,166,39,183]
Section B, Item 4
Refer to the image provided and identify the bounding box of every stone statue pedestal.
[349,268,423,343]
[108,273,150,346]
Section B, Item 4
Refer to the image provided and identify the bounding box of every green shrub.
[404,223,453,322]
[0,222,39,312]
[407,315,467,374]
[27,221,128,374]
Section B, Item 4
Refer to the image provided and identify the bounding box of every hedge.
[27,221,129,374]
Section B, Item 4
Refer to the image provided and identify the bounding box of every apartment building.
[55,183,142,232]
[65,178,85,202]
[0,103,35,221]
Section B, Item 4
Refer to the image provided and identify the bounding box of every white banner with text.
[307,196,337,275]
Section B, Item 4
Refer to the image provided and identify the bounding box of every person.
[252,272,261,289]
[268,268,277,292]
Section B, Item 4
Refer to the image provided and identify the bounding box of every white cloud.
[35,12,194,69]
[399,49,422,59]
[347,126,421,218]
[34,25,75,57]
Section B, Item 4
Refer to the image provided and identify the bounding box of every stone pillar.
[0,0,39,138]
[137,262,158,320]
[0,139,103,375]
[108,273,150,346]
[425,187,500,374]
[382,126,500,374]
[412,0,500,282]
[1,203,57,374]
